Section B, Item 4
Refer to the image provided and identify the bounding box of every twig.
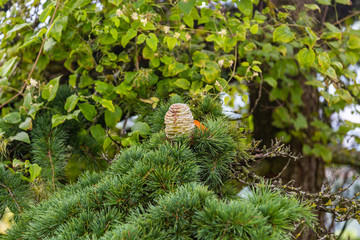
[272,158,291,179]
[0,0,61,109]
[0,182,22,213]
[233,73,263,121]
[121,111,131,136]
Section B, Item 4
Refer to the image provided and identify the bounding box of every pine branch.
[0,182,22,213]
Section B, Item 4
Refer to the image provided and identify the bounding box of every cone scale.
[164,103,195,140]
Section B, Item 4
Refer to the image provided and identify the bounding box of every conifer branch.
[0,182,22,213]
[47,148,56,191]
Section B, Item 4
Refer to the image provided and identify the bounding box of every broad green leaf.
[192,51,209,68]
[93,96,115,112]
[200,62,220,84]
[317,52,330,71]
[78,103,97,121]
[183,15,193,28]
[273,25,295,43]
[105,106,122,128]
[28,164,42,182]
[137,33,147,44]
[39,2,55,22]
[297,48,315,68]
[4,112,21,124]
[90,124,106,142]
[315,0,331,5]
[64,94,79,112]
[336,89,353,103]
[6,23,31,37]
[146,33,158,51]
[250,24,258,34]
[293,113,308,130]
[168,62,188,76]
[347,35,360,49]
[44,38,57,52]
[166,36,177,50]
[173,78,190,89]
[19,117,32,131]
[52,114,67,128]
[304,4,320,11]
[50,16,68,42]
[121,28,137,47]
[0,57,17,77]
[237,0,253,16]
[108,0,121,6]
[9,132,30,144]
[264,77,277,88]
[131,121,151,137]
[110,28,118,40]
[143,46,154,59]
[305,80,325,89]
[335,0,351,5]
[252,65,262,72]
[42,75,61,101]
[178,0,195,15]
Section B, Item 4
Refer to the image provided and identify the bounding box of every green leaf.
[131,121,151,137]
[264,77,277,88]
[237,0,253,16]
[178,0,195,15]
[166,36,177,50]
[250,24,258,34]
[305,80,325,89]
[317,52,330,71]
[105,106,122,128]
[6,23,31,37]
[304,4,320,11]
[347,35,360,49]
[50,16,68,42]
[44,38,57,52]
[28,164,42,182]
[293,113,308,130]
[173,78,190,89]
[335,0,351,5]
[42,75,61,101]
[137,33,147,44]
[146,33,158,51]
[93,96,115,112]
[0,57,17,77]
[121,28,137,47]
[39,2,55,22]
[90,124,106,142]
[297,48,315,68]
[19,117,32,131]
[64,94,79,112]
[143,46,154,59]
[251,65,262,72]
[110,28,118,41]
[108,0,122,6]
[192,51,209,68]
[78,103,97,121]
[9,132,30,144]
[183,15,193,28]
[315,0,331,5]
[3,112,21,124]
[200,62,220,84]
[336,89,353,103]
[273,25,295,43]
[52,114,67,128]
[168,62,188,76]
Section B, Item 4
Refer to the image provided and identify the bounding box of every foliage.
[3,103,316,239]
[0,0,360,238]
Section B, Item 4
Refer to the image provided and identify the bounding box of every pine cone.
[164,103,195,140]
